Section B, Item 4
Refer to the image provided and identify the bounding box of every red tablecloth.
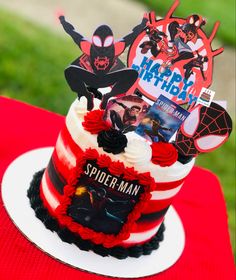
[0,97,234,280]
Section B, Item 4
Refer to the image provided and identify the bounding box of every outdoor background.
[0,0,235,257]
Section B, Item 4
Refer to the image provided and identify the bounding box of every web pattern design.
[175,103,232,156]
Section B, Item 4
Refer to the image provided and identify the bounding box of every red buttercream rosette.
[123,167,138,181]
[151,142,178,167]
[108,161,124,176]
[97,154,111,168]
[82,110,111,134]
[85,148,99,159]
[63,185,75,197]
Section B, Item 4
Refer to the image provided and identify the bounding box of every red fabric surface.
[0,97,234,280]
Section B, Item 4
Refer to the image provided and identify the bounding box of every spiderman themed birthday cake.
[27,1,232,259]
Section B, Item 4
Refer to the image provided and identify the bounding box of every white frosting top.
[124,138,152,165]
[73,97,101,116]
[66,99,195,183]
[74,97,88,116]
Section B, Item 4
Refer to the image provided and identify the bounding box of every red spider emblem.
[94,56,110,70]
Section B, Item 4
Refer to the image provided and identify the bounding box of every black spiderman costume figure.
[59,15,148,110]
[139,26,167,57]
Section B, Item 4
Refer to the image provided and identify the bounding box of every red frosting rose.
[151,142,178,167]
[82,110,111,134]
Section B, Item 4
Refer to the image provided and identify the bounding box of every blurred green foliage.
[0,9,76,115]
[136,0,236,46]
[0,7,235,257]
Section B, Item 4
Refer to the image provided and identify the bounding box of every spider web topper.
[127,0,223,109]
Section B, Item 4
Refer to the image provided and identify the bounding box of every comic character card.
[135,94,190,142]
[104,95,151,134]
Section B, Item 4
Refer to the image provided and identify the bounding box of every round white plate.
[1,148,185,278]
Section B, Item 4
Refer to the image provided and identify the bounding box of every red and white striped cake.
[39,98,194,252]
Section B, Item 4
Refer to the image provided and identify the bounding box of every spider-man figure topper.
[59,15,148,110]
[127,0,224,109]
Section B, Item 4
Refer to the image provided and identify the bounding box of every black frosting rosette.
[97,129,128,154]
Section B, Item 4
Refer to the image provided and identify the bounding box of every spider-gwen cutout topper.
[175,102,232,157]
[59,15,148,110]
[127,0,224,108]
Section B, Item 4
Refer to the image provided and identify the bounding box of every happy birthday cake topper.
[127,0,224,108]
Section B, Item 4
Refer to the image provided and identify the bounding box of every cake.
[27,4,232,260]
[28,97,194,259]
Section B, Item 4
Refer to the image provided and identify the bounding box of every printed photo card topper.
[104,95,151,134]
[135,94,190,143]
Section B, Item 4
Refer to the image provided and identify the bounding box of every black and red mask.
[175,103,232,157]
[186,14,206,29]
[90,25,115,73]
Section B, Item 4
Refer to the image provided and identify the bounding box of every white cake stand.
[1,148,185,278]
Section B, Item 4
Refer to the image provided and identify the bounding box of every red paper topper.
[127,0,223,109]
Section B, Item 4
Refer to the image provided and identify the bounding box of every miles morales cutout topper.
[59,15,148,110]
[127,0,224,109]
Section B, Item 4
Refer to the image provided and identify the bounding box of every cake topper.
[104,95,150,134]
[175,102,232,156]
[127,0,224,109]
[135,94,190,143]
[59,15,148,110]
[196,87,215,107]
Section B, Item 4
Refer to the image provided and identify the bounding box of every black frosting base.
[27,170,165,259]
